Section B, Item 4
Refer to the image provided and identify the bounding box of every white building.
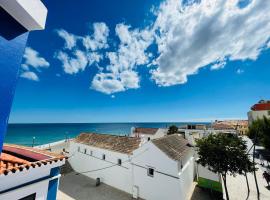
[69,133,195,200]
[131,127,167,142]
[0,144,66,200]
[132,134,195,200]
[69,133,141,194]
[248,100,270,124]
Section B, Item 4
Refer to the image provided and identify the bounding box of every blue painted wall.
[47,167,60,200]
[0,7,29,153]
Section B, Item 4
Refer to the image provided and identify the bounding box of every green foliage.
[248,116,270,150]
[196,134,254,176]
[167,125,178,135]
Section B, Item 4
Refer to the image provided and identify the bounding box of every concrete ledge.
[0,0,47,31]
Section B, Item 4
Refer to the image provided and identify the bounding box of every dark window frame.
[147,168,154,177]
[19,193,36,200]
[117,159,122,166]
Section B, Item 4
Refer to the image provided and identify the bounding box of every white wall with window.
[69,142,133,194]
[131,142,195,200]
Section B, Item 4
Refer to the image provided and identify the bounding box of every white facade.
[0,159,65,200]
[248,110,270,124]
[131,128,167,143]
[0,0,47,31]
[69,139,195,200]
[132,142,194,200]
[69,142,133,194]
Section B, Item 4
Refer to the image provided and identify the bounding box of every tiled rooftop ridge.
[75,133,141,154]
[0,144,66,176]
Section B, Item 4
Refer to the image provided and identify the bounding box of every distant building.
[131,127,167,142]
[212,120,248,135]
[248,100,270,124]
[69,133,195,200]
[0,144,66,200]
[186,124,206,130]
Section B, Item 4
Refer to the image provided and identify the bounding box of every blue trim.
[0,7,29,153]
[47,167,60,200]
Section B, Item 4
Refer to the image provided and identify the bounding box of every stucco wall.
[248,110,270,124]
[0,180,49,200]
[69,142,133,194]
[132,142,194,200]
[0,160,64,200]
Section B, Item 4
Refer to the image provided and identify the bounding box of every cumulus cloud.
[55,23,109,75]
[21,47,49,81]
[82,22,109,51]
[150,0,270,86]
[20,71,39,81]
[91,71,139,94]
[56,29,77,50]
[23,47,50,69]
[90,24,153,94]
[55,0,270,94]
[55,50,88,74]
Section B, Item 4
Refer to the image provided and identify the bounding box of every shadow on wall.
[0,6,27,40]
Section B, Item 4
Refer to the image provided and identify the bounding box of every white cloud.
[56,29,77,50]
[210,60,226,70]
[82,23,109,51]
[55,23,109,75]
[236,69,244,74]
[55,0,270,94]
[90,24,152,94]
[91,71,139,94]
[21,47,49,81]
[23,47,50,69]
[150,0,270,86]
[20,71,39,81]
[55,50,88,74]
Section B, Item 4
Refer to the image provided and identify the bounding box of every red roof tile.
[0,144,66,175]
[134,128,158,135]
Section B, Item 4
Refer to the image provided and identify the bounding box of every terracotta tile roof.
[134,128,158,135]
[0,144,66,176]
[152,134,191,161]
[75,133,141,154]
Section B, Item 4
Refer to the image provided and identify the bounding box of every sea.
[5,122,210,146]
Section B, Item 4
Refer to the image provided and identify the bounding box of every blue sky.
[9,0,270,123]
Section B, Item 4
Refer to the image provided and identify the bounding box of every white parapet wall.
[0,0,47,30]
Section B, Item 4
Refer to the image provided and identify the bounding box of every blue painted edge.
[0,6,29,153]
[47,167,60,200]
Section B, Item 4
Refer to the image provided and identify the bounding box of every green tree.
[248,116,270,150]
[167,125,178,135]
[196,134,254,200]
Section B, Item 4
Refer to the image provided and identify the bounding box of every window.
[84,149,87,154]
[147,168,154,177]
[102,154,106,160]
[19,193,36,200]
[77,146,80,152]
[117,159,122,166]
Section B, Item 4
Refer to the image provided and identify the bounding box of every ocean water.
[5,122,209,146]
